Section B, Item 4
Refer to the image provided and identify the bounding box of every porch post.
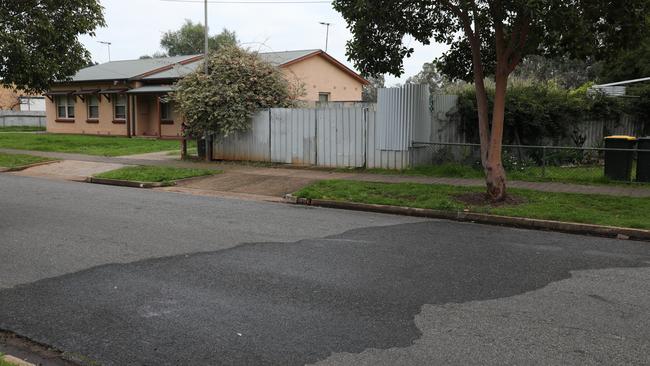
[157,95,161,138]
[132,95,138,136]
[126,94,131,137]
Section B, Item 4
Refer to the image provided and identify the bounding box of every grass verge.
[0,126,46,132]
[94,165,218,184]
[358,163,648,186]
[295,180,650,230]
[0,134,184,156]
[0,152,55,169]
[0,354,17,366]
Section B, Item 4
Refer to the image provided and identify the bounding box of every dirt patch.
[454,192,527,207]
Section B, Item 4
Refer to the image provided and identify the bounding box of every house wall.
[46,83,128,136]
[282,55,365,102]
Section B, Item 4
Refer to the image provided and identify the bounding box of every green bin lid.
[604,135,637,140]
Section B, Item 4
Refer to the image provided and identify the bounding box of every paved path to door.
[3,147,650,198]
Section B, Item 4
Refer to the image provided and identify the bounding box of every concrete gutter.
[284,195,650,242]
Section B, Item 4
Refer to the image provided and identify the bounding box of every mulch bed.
[454,192,527,207]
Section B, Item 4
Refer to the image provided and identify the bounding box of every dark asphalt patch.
[1,221,648,366]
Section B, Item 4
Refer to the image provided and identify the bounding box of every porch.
[127,85,182,139]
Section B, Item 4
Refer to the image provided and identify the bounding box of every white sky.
[79,0,449,85]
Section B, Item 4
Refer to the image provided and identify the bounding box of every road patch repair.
[0,221,648,365]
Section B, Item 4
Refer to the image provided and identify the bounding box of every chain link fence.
[411,142,650,185]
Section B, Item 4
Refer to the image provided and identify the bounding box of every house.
[0,86,45,111]
[44,49,369,138]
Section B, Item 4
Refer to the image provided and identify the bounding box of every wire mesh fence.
[411,142,650,185]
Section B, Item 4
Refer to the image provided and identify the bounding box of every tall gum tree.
[333,0,650,201]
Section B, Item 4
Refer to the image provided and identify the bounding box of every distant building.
[44,50,369,138]
[589,76,650,97]
[0,86,45,111]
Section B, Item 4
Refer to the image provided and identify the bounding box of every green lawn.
[0,126,46,132]
[94,165,218,184]
[363,163,646,186]
[0,134,184,156]
[295,180,650,230]
[0,152,55,169]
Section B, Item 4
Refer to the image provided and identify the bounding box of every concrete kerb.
[1,160,59,172]
[284,194,650,242]
[85,172,218,189]
[86,177,170,189]
[1,355,36,366]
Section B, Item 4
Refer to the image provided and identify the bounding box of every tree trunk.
[484,70,509,201]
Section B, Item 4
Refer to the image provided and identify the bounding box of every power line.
[161,0,330,3]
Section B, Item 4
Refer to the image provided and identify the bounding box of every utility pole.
[203,0,212,161]
[319,22,331,52]
[98,41,112,61]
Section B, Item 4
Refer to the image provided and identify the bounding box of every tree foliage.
[333,0,650,200]
[161,20,238,56]
[361,74,385,102]
[173,47,303,138]
[455,80,630,146]
[405,62,446,94]
[0,0,105,92]
[597,17,650,83]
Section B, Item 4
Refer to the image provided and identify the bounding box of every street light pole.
[204,0,209,75]
[319,22,331,52]
[98,41,112,62]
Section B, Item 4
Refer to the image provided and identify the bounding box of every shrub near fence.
[411,142,650,185]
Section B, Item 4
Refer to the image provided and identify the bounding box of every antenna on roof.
[318,22,331,52]
[98,41,112,62]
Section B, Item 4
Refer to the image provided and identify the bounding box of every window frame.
[160,101,173,123]
[112,94,127,122]
[86,95,100,121]
[318,92,330,104]
[55,95,75,121]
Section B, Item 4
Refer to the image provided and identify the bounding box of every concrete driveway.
[1,174,649,365]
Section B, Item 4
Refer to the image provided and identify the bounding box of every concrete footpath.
[2,148,650,198]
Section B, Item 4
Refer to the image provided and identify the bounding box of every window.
[55,95,75,119]
[113,94,127,120]
[160,101,172,121]
[87,95,99,119]
[318,92,330,104]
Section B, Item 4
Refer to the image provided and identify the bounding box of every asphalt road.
[1,174,649,365]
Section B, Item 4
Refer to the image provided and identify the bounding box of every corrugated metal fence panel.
[270,108,316,165]
[316,108,366,167]
[573,116,644,147]
[214,110,271,161]
[366,106,409,170]
[412,86,432,143]
[430,95,461,143]
[377,84,427,150]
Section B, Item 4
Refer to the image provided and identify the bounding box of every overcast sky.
[79,0,449,85]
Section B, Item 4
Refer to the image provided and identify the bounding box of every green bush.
[455,79,634,146]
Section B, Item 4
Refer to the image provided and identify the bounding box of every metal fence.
[411,141,650,184]
[0,111,46,127]
[213,85,431,169]
[429,95,647,147]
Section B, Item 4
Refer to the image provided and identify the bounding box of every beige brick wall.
[46,83,128,136]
